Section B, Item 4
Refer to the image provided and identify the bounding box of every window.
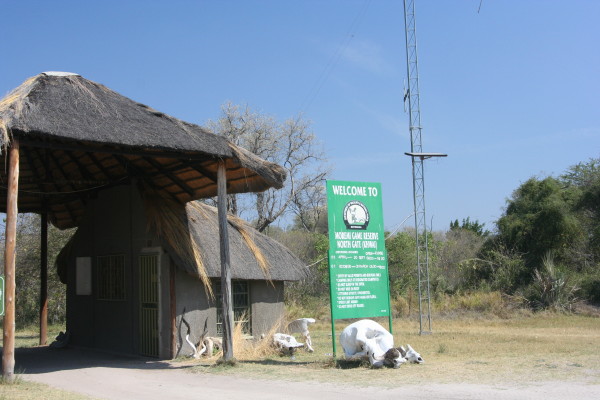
[215,280,250,335]
[97,255,126,300]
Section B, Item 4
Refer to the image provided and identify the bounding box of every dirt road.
[16,347,600,400]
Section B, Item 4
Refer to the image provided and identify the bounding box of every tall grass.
[527,252,579,311]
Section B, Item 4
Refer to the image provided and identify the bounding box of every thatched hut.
[0,72,306,360]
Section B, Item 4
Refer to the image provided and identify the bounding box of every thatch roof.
[56,200,308,284]
[0,72,286,229]
[181,202,307,281]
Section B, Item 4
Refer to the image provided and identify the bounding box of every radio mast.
[403,0,446,335]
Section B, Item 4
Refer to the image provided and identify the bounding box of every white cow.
[340,319,424,368]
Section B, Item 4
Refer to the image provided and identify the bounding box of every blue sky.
[2,0,599,232]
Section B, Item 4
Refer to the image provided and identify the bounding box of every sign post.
[326,180,391,357]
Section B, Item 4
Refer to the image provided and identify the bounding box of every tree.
[386,230,418,296]
[561,157,600,264]
[206,102,330,232]
[449,217,489,237]
[0,214,74,326]
[495,177,582,277]
[436,228,486,292]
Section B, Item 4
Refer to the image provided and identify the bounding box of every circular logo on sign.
[343,201,370,230]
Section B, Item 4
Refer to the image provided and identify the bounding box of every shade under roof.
[0,73,286,229]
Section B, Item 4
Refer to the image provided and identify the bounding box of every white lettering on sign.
[334,233,380,250]
[332,185,379,197]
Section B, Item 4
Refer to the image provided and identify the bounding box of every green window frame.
[97,255,126,301]
[215,280,250,335]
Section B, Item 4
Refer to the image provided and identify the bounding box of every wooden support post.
[170,262,177,358]
[217,161,234,362]
[39,210,48,346]
[2,138,19,381]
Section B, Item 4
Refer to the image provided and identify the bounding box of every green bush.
[525,252,579,312]
[578,274,600,304]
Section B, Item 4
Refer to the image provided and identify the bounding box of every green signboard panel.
[0,275,4,317]
[327,180,391,321]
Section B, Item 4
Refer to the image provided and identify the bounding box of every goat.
[340,319,424,368]
[286,318,316,352]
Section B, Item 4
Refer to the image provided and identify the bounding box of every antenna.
[403,0,447,335]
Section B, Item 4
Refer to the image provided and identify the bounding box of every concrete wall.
[173,267,214,357]
[65,183,287,359]
[65,183,171,357]
[173,277,285,355]
[250,281,285,338]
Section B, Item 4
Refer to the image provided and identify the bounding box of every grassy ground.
[0,379,96,400]
[180,313,600,387]
[1,313,599,399]
[8,325,66,348]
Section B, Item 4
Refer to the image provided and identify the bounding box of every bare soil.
[12,345,599,400]
[9,313,600,399]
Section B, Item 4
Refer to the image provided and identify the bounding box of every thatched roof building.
[0,72,286,229]
[1,72,306,362]
[57,200,308,283]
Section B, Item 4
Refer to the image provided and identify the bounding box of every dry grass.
[0,380,97,400]
[143,189,213,297]
[142,188,273,298]
[177,313,600,387]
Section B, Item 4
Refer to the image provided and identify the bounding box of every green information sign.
[327,180,391,322]
[0,275,4,317]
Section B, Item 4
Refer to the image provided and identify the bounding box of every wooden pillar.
[169,261,176,358]
[2,138,19,381]
[39,209,48,346]
[217,161,234,362]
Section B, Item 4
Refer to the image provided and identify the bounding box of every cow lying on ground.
[340,319,424,368]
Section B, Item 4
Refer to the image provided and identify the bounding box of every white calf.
[286,318,316,352]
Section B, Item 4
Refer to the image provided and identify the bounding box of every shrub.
[579,275,600,304]
[526,252,579,312]
[391,296,410,318]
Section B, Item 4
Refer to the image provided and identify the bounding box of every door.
[139,254,159,357]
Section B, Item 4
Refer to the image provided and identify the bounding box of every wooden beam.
[2,138,19,381]
[170,261,177,358]
[17,137,221,162]
[39,209,48,346]
[113,155,182,204]
[34,148,79,222]
[217,161,234,362]
[142,157,195,197]
[181,159,219,183]
[86,151,118,181]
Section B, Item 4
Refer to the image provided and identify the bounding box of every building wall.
[250,280,284,338]
[65,183,170,357]
[173,267,214,357]
[65,183,288,359]
[173,277,286,356]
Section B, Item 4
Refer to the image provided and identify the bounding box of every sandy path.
[16,347,600,400]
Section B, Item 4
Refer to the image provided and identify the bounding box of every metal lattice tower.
[403,0,446,335]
